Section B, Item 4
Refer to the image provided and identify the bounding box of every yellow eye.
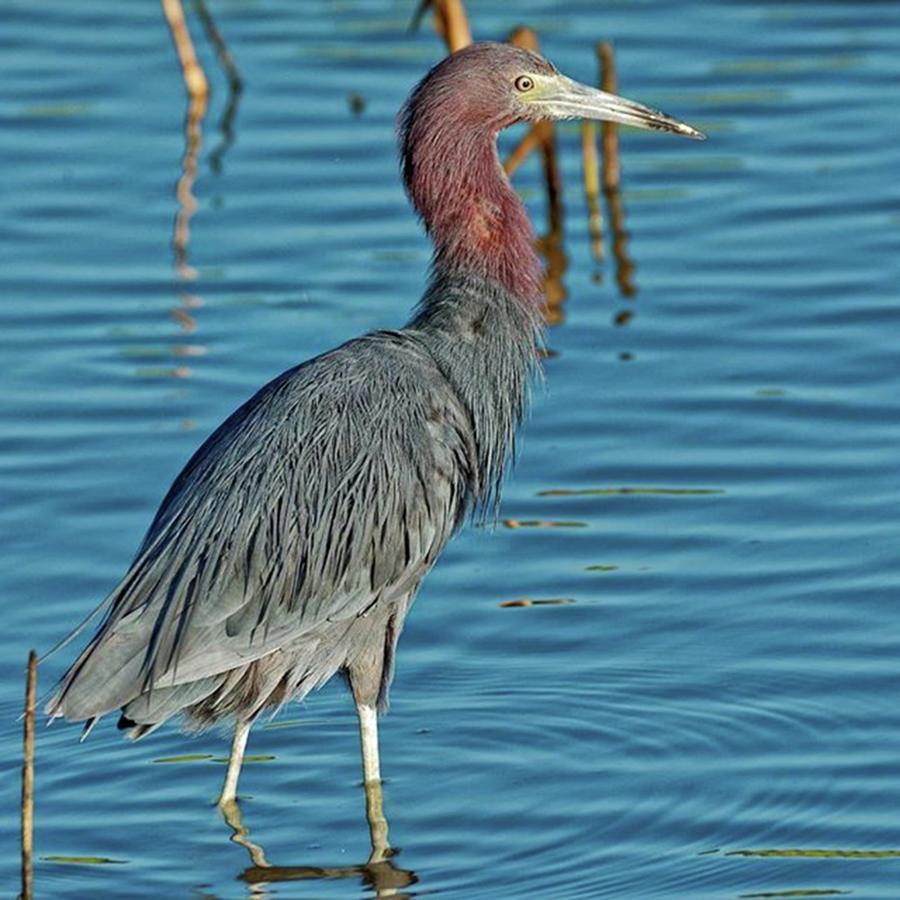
[514,75,534,93]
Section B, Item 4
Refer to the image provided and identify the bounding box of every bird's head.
[402,41,704,140]
[399,42,703,300]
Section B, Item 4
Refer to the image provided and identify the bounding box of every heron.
[48,41,702,848]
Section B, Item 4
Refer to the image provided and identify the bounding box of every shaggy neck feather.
[401,111,545,510]
[402,110,544,305]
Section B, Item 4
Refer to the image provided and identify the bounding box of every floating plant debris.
[498,597,576,608]
[755,388,788,398]
[348,91,366,115]
[502,519,586,528]
[738,889,850,899]
[42,855,128,865]
[152,753,214,764]
[22,103,93,118]
[727,848,900,859]
[538,487,724,497]
[134,366,192,379]
[211,754,276,764]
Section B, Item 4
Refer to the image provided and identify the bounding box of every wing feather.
[49,332,476,720]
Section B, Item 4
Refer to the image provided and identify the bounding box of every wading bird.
[48,41,702,846]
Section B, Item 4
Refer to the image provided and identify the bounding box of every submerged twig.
[192,0,241,92]
[193,0,243,173]
[21,651,36,900]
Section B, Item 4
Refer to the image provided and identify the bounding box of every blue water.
[3,1,900,897]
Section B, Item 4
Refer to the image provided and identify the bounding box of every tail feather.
[79,716,101,742]
[121,677,223,729]
[117,717,165,740]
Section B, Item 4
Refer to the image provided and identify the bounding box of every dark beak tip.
[673,121,706,141]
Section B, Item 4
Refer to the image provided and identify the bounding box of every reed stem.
[21,650,37,900]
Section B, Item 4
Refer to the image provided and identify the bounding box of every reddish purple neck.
[402,119,543,305]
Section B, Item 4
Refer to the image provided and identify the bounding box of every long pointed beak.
[534,75,705,140]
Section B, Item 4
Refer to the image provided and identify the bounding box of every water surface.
[2,1,900,897]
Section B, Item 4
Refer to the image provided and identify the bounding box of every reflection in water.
[161,0,208,376]
[506,27,569,327]
[537,224,568,327]
[220,784,417,898]
[160,0,242,377]
[580,117,604,264]
[534,110,567,326]
[363,774,391,864]
[597,42,637,305]
[605,183,636,300]
[194,0,243,175]
[169,72,205,369]
[208,82,242,176]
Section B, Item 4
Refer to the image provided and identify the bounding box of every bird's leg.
[358,702,382,783]
[217,718,252,808]
[356,703,391,864]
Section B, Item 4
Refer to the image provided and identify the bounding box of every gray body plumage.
[48,272,542,735]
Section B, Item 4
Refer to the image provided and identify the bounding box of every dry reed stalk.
[598,42,620,190]
[21,650,36,900]
[505,28,562,224]
[503,128,541,177]
[503,26,551,179]
[432,0,472,52]
[506,27,567,321]
[161,0,209,102]
[161,0,209,287]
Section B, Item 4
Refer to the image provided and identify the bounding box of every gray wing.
[49,331,477,720]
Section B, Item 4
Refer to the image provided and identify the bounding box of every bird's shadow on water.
[220,798,419,898]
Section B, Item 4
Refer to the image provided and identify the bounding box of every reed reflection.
[506,27,570,326]
[219,780,417,899]
[161,0,242,375]
[194,0,243,175]
[598,42,637,304]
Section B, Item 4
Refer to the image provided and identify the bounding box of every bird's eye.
[514,75,534,93]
